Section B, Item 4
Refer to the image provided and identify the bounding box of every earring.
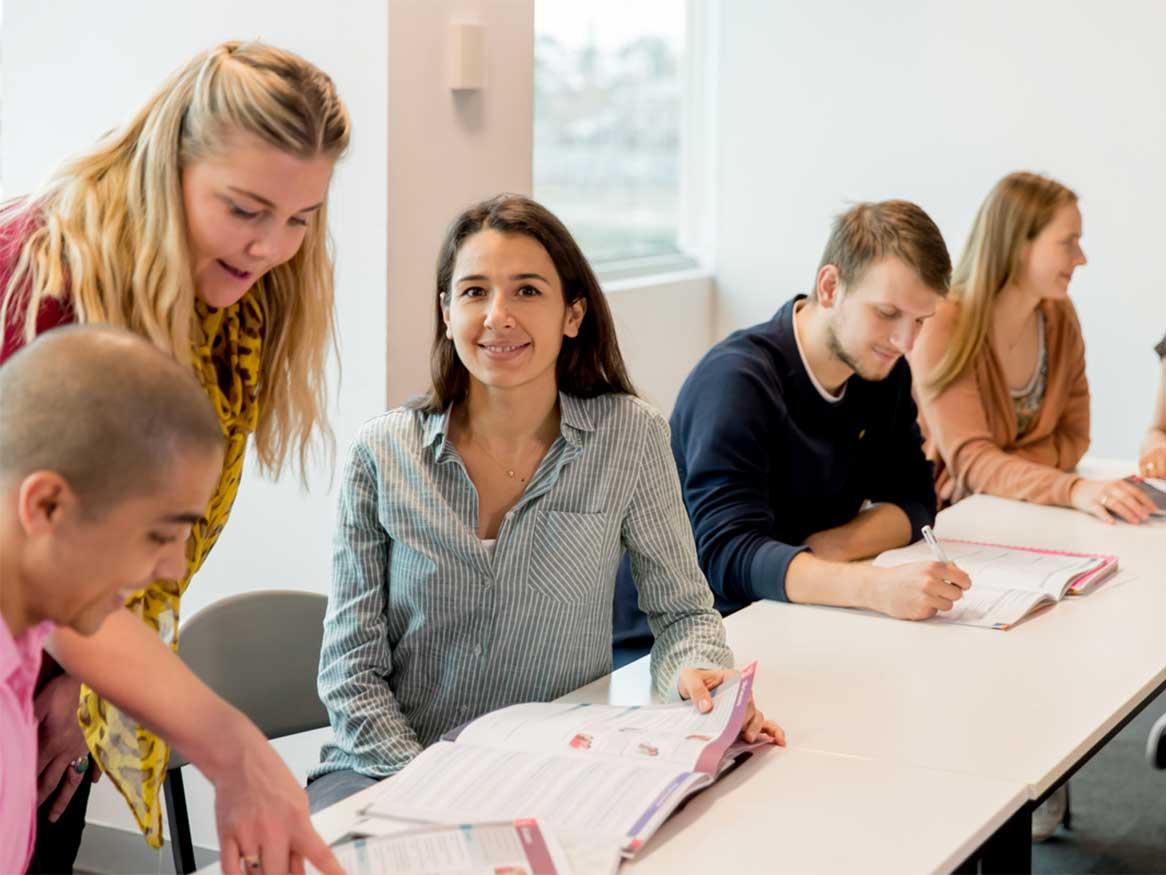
[444,327,453,339]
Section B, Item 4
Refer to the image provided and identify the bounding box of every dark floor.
[1033,690,1166,874]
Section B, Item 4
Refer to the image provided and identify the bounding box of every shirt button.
[474,643,483,657]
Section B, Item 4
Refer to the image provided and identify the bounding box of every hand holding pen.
[922,525,970,589]
[871,528,972,620]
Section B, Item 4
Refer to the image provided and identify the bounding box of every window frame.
[533,0,717,284]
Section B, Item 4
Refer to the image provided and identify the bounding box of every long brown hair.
[412,194,637,413]
[1,41,351,482]
[927,172,1077,394]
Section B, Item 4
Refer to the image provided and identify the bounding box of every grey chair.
[164,590,330,874]
[1149,712,1166,770]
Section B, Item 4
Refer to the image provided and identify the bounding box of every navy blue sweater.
[613,295,937,650]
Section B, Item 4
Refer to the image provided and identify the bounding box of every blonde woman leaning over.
[0,42,349,874]
[910,172,1156,528]
[1140,333,1166,477]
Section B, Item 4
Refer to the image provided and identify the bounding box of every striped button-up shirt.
[314,392,733,779]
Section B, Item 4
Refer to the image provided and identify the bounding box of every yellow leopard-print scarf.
[77,293,264,848]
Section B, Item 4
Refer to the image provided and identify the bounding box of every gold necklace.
[468,433,544,483]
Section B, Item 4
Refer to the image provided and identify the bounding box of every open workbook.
[358,663,765,861]
[321,820,574,875]
[873,538,1118,629]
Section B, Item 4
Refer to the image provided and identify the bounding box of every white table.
[620,748,1025,875]
[580,498,1165,797]
[201,460,1164,875]
[286,693,1027,875]
[269,728,1025,875]
[578,472,1166,871]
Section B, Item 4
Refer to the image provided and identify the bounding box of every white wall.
[606,271,714,414]
[2,0,389,856]
[714,0,1166,459]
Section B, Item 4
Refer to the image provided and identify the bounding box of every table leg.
[978,803,1032,875]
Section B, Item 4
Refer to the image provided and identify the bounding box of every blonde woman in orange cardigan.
[912,171,1158,843]
[910,172,1157,527]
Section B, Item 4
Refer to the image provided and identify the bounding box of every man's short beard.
[826,319,865,377]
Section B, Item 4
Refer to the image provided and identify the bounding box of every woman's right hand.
[1070,478,1157,525]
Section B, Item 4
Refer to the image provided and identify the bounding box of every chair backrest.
[1149,712,1166,769]
[169,589,329,768]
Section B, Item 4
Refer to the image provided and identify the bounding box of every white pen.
[921,525,952,565]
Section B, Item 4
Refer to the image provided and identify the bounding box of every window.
[534,1,701,275]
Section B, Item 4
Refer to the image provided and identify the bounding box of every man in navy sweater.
[614,200,971,664]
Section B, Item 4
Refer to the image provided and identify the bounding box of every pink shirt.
[0,616,53,875]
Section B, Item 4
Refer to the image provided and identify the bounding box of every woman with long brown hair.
[310,194,785,808]
[911,172,1157,527]
[0,41,349,874]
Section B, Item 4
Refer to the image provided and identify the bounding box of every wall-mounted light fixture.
[448,21,486,91]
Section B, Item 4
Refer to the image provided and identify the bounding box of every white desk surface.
[288,683,1027,875]
[584,477,1165,800]
[621,747,1024,875]
[199,749,1021,875]
[198,458,1158,874]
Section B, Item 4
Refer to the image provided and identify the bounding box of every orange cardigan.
[910,298,1091,507]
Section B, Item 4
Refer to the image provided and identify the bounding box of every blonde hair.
[1,41,350,480]
[928,172,1077,394]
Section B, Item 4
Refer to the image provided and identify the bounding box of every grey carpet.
[1033,689,1166,874]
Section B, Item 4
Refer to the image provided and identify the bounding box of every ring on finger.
[242,854,262,871]
[70,755,90,775]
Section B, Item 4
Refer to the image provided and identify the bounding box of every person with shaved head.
[0,326,341,875]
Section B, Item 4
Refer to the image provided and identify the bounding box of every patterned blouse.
[1011,310,1049,438]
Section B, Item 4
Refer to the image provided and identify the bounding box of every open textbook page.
[314,820,573,875]
[340,816,624,875]
[341,816,621,875]
[873,539,1117,629]
[363,664,762,858]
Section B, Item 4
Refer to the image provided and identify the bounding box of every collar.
[423,391,596,460]
[771,294,854,410]
[421,405,451,451]
[557,392,595,447]
[0,615,52,686]
[791,298,846,403]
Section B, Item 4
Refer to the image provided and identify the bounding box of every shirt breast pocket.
[526,510,612,605]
